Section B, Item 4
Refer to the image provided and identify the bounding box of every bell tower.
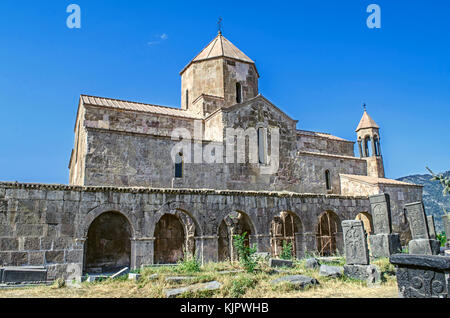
[180,31,259,116]
[356,106,385,178]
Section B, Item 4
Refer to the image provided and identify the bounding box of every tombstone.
[342,220,380,284]
[427,215,437,240]
[342,220,369,265]
[390,254,450,298]
[443,214,450,248]
[368,194,402,258]
[405,202,440,255]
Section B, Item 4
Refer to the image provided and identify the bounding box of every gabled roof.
[356,110,379,132]
[340,174,422,187]
[80,95,203,119]
[180,32,257,75]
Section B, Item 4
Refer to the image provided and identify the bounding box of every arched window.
[364,136,371,157]
[175,152,183,178]
[236,82,242,104]
[325,170,331,190]
[185,90,189,109]
[373,136,381,156]
[258,127,267,164]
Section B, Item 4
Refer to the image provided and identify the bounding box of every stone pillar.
[443,214,450,248]
[200,236,219,264]
[369,193,402,258]
[427,215,437,240]
[405,202,440,255]
[358,140,363,158]
[371,138,377,158]
[250,234,271,253]
[294,233,305,259]
[131,237,154,269]
[303,232,317,255]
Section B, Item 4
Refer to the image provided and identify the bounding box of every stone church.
[0,32,422,279]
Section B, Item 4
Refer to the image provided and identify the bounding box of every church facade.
[0,32,422,279]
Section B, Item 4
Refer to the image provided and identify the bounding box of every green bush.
[178,252,202,273]
[280,241,293,260]
[233,233,258,273]
[437,231,447,247]
[229,275,257,297]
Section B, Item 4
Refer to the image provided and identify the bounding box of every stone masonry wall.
[0,182,370,280]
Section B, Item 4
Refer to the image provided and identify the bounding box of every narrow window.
[325,170,331,190]
[258,127,267,164]
[185,90,189,109]
[236,82,242,104]
[175,152,183,178]
[364,136,371,157]
[373,137,380,156]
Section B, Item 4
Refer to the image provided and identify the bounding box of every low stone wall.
[0,182,370,280]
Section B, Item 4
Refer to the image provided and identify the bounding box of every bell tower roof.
[180,32,258,75]
[356,110,379,132]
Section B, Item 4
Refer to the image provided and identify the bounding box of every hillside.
[397,171,450,232]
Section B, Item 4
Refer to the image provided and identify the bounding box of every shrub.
[280,241,293,260]
[178,251,202,273]
[437,231,447,247]
[228,275,257,298]
[233,233,258,273]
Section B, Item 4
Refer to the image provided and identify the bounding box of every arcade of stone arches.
[83,209,374,273]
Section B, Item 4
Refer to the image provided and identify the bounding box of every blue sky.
[0,0,449,184]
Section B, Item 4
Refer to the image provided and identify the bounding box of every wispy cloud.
[148,33,169,46]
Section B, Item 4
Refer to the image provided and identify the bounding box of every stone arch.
[154,213,187,264]
[79,204,137,239]
[356,212,374,235]
[217,210,257,262]
[270,211,304,259]
[316,210,342,256]
[84,211,133,274]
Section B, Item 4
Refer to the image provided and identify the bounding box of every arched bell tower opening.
[356,107,385,178]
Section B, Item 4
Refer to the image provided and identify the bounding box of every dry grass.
[0,258,399,298]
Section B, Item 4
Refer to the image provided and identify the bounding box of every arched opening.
[373,136,381,156]
[84,211,132,274]
[270,211,303,259]
[236,82,242,104]
[154,211,198,264]
[364,136,372,157]
[325,170,332,191]
[185,89,189,109]
[355,212,374,235]
[218,211,255,262]
[175,152,183,178]
[316,211,342,256]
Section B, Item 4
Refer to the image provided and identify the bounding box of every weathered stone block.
[23,237,40,251]
[165,281,222,298]
[427,215,437,240]
[1,267,47,284]
[342,220,369,265]
[0,238,19,251]
[408,239,440,256]
[344,264,380,284]
[369,193,392,234]
[10,252,28,266]
[28,252,45,265]
[65,250,83,263]
[390,254,450,298]
[128,273,141,282]
[369,233,402,258]
[405,202,430,240]
[269,258,293,268]
[16,224,44,237]
[319,265,343,278]
[45,251,65,264]
[304,258,320,270]
[270,275,319,289]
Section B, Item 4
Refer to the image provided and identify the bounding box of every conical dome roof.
[181,32,257,75]
[356,110,379,132]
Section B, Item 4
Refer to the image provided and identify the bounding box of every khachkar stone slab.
[342,220,369,265]
[370,193,392,234]
[427,215,437,240]
[368,193,402,258]
[1,267,47,284]
[405,202,440,255]
[443,214,450,248]
[390,254,450,298]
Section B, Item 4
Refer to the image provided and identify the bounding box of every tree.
[426,167,450,196]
